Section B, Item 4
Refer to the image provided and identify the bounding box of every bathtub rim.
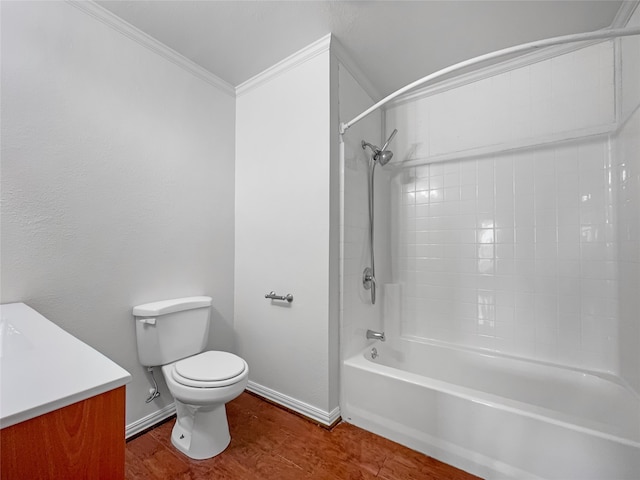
[345,343,640,449]
[394,333,640,401]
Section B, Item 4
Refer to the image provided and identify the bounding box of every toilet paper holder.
[265,291,294,303]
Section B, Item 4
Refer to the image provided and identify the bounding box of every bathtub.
[342,339,640,479]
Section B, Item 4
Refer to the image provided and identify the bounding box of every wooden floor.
[125,392,481,480]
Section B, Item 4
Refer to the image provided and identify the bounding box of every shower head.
[377,149,393,166]
[361,128,398,166]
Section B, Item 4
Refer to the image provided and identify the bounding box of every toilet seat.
[170,351,247,388]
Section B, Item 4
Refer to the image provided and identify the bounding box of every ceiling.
[97,0,624,99]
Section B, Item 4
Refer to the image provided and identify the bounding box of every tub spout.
[366,329,385,342]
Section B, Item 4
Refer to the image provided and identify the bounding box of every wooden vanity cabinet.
[0,386,125,480]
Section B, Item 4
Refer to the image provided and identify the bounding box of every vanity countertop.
[0,302,131,429]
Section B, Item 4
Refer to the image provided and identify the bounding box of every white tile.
[444,186,461,202]
[514,199,535,227]
[557,184,580,209]
[560,196,585,221]
[535,259,557,277]
[535,318,558,345]
[415,204,429,217]
[559,295,581,314]
[515,242,536,260]
[430,175,444,190]
[557,260,580,278]
[515,259,535,276]
[460,160,477,184]
[557,242,581,260]
[514,156,535,195]
[495,228,515,244]
[535,208,557,228]
[415,177,429,191]
[495,244,514,259]
[535,228,557,244]
[444,172,460,189]
[534,186,558,210]
[477,160,494,185]
[557,223,579,244]
[495,259,515,275]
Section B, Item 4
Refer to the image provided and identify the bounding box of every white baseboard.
[246,381,340,426]
[125,403,176,439]
[125,384,341,438]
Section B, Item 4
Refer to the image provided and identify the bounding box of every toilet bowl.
[133,296,249,460]
[161,351,249,459]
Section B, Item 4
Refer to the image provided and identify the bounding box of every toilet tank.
[133,296,212,367]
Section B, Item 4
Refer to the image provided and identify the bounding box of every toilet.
[133,296,248,459]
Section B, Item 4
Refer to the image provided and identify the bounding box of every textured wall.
[1,1,235,426]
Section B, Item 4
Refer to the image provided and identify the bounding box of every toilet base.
[170,400,231,460]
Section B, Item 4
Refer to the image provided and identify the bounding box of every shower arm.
[362,140,381,156]
[340,26,640,135]
[380,129,398,153]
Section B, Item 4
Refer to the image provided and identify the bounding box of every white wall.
[234,39,340,421]
[0,1,236,427]
[386,41,622,372]
[615,5,640,393]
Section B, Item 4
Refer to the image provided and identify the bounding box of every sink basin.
[0,315,34,359]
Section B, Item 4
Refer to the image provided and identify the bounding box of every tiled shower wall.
[386,40,627,373]
[392,140,616,370]
[616,110,640,391]
[615,6,640,392]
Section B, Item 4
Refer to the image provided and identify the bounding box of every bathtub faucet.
[366,329,385,342]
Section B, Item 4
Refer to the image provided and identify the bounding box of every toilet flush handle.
[138,317,156,325]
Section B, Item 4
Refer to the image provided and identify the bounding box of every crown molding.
[66,0,235,97]
[236,34,332,97]
[331,36,381,102]
[611,0,639,28]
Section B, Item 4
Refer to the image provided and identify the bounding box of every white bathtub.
[342,339,640,479]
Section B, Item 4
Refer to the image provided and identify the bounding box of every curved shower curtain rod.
[339,26,640,135]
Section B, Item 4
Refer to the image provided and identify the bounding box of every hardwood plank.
[125,392,482,480]
[126,433,192,480]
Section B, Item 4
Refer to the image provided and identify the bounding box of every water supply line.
[145,366,161,403]
[340,26,640,135]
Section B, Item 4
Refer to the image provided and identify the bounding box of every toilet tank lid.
[133,296,212,317]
